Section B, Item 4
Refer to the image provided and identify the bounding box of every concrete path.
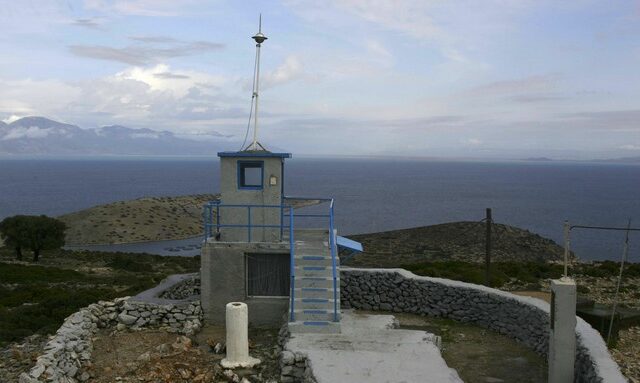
[285,310,462,383]
[130,273,198,304]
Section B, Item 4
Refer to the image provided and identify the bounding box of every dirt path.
[89,326,281,383]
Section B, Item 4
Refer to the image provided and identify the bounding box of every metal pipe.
[607,220,631,344]
[247,206,252,243]
[289,208,295,322]
[329,202,338,322]
[563,220,570,278]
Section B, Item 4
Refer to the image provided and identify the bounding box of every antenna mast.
[247,14,268,151]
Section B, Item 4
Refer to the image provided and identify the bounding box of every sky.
[1,0,639,159]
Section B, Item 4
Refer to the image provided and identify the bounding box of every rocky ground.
[59,194,218,245]
[0,335,48,383]
[610,326,640,383]
[347,222,567,267]
[89,326,281,383]
[502,275,640,310]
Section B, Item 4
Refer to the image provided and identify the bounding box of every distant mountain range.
[0,117,229,155]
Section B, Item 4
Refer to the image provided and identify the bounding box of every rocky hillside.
[59,194,217,245]
[346,222,567,267]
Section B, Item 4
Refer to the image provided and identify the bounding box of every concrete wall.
[340,268,627,383]
[219,156,285,242]
[201,241,290,326]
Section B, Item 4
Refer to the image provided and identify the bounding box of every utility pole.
[485,208,492,286]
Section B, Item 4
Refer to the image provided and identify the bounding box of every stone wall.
[278,320,316,383]
[159,275,201,300]
[19,297,202,383]
[340,268,627,383]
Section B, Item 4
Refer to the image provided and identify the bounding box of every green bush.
[106,254,152,272]
[0,263,85,284]
[403,261,564,288]
[0,286,118,346]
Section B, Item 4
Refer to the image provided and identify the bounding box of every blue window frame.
[238,161,264,190]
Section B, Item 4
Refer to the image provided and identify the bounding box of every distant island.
[0,116,230,155]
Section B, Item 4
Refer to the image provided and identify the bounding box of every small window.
[238,161,263,189]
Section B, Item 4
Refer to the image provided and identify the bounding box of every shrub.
[106,254,152,272]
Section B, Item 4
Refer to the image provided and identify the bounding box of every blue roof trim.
[337,236,363,253]
[218,151,291,158]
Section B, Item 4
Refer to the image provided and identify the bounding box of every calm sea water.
[0,157,639,261]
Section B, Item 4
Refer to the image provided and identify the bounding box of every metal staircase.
[288,229,341,333]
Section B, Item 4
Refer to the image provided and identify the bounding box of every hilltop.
[59,194,217,245]
[346,222,567,267]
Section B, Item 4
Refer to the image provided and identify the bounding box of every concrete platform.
[284,310,462,383]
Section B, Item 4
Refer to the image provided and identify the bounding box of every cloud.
[0,62,254,141]
[2,115,24,124]
[0,79,82,117]
[620,144,640,150]
[510,94,567,103]
[129,36,179,44]
[83,0,200,17]
[68,39,224,65]
[330,0,441,40]
[2,126,51,140]
[563,110,640,132]
[470,74,562,95]
[154,72,191,79]
[462,138,483,146]
[261,56,304,89]
[71,19,102,29]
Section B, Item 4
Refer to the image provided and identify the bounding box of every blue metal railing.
[289,208,295,321]
[203,197,339,323]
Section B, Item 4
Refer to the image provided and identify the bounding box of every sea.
[0,156,639,262]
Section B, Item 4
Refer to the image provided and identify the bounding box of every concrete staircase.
[288,229,341,334]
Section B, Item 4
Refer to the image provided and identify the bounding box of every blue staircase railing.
[203,197,339,323]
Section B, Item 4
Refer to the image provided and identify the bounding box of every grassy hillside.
[59,194,217,245]
[345,221,567,267]
[0,248,199,346]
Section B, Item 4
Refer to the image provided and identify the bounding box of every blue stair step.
[303,321,330,326]
[302,256,326,260]
[303,309,328,314]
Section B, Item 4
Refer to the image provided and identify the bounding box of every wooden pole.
[485,208,492,286]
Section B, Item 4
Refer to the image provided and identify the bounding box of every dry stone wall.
[19,297,202,383]
[340,268,627,383]
[159,275,201,300]
[277,322,316,383]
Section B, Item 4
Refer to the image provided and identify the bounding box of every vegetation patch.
[403,260,640,289]
[0,248,199,347]
[403,261,565,288]
[0,262,85,284]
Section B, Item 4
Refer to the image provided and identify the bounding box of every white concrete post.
[548,277,577,383]
[221,302,261,369]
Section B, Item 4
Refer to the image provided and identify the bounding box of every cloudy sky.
[1,1,639,159]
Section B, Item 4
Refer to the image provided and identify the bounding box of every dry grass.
[59,194,217,245]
